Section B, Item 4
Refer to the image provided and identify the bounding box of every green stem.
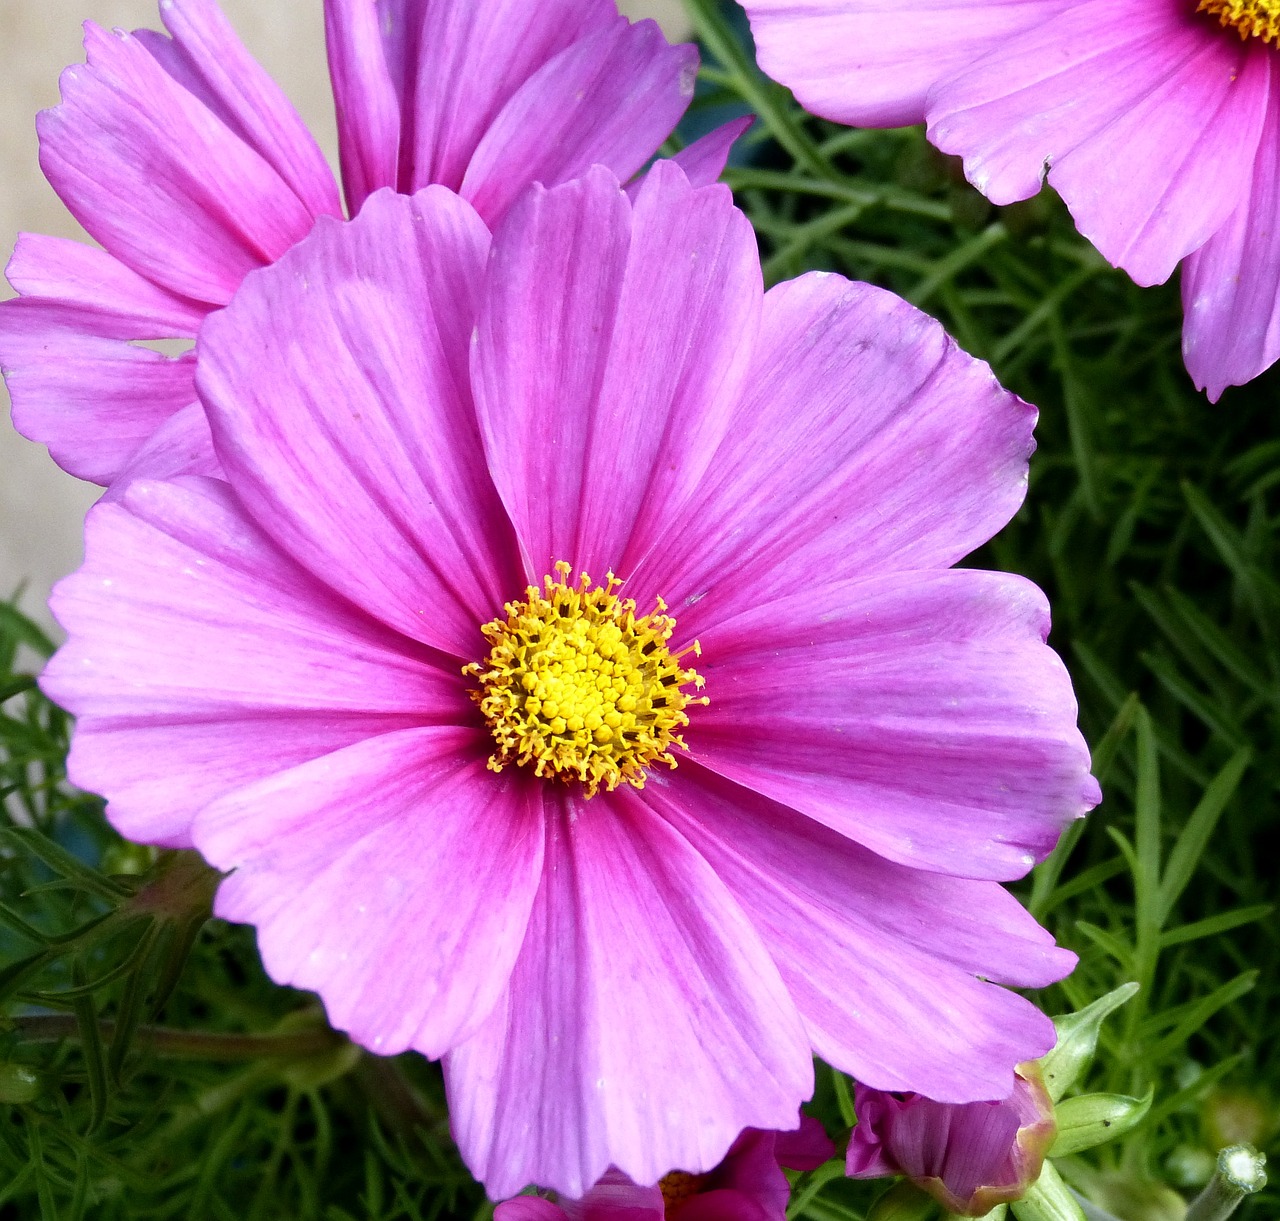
[1186,1146,1268,1221]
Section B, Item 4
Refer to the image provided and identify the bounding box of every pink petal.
[476,164,760,580]
[927,0,1268,285]
[462,18,697,226]
[1183,77,1280,400]
[740,0,1068,128]
[42,476,466,846]
[646,763,1069,1102]
[774,1117,835,1172]
[38,22,317,304]
[623,117,755,204]
[445,790,812,1199]
[0,300,196,484]
[200,727,544,1058]
[401,0,617,195]
[496,1201,570,1221]
[102,400,221,497]
[6,232,207,336]
[197,187,521,658]
[569,1170,666,1221]
[141,0,341,222]
[630,273,1034,637]
[324,0,403,211]
[689,570,1095,879]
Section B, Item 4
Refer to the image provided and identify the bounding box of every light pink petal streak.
[927,0,1268,285]
[198,188,521,658]
[1183,76,1280,400]
[647,763,1070,1102]
[102,401,220,496]
[689,570,1095,879]
[742,0,1069,128]
[42,477,467,846]
[630,273,1034,636]
[403,0,616,196]
[476,164,760,580]
[38,23,316,305]
[201,727,544,1058]
[446,791,812,1199]
[141,0,342,221]
[0,300,196,484]
[461,18,697,226]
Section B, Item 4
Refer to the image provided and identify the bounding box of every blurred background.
[0,0,691,629]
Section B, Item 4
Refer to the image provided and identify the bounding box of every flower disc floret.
[464,562,707,797]
[1198,0,1280,42]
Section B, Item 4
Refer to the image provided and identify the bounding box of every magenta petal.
[569,1171,666,1221]
[42,476,467,846]
[6,233,206,336]
[324,0,403,211]
[662,117,754,190]
[647,763,1068,1102]
[146,0,342,221]
[476,165,760,580]
[1183,85,1280,400]
[689,570,1095,879]
[774,1117,836,1173]
[445,790,812,1199]
[633,274,1034,637]
[927,0,1267,285]
[38,23,316,305]
[102,401,221,496]
[404,0,618,197]
[740,0,1068,128]
[462,18,697,226]
[201,727,544,1057]
[198,187,521,657]
[0,300,196,484]
[496,1201,570,1221]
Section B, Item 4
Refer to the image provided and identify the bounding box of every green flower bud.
[0,1061,42,1104]
[1040,984,1139,1103]
[1050,1090,1153,1157]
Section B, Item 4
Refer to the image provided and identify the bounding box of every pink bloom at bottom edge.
[497,1116,835,1221]
[41,163,1098,1197]
[846,1067,1057,1216]
[739,0,1280,401]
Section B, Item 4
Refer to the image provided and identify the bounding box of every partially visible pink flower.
[738,0,1280,400]
[846,1067,1057,1216]
[497,1116,835,1221]
[0,0,744,487]
[41,163,1096,1194]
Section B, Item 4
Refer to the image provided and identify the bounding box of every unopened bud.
[1040,984,1139,1103]
[0,1061,42,1104]
[1010,1161,1087,1221]
[1050,1090,1152,1157]
[867,1181,939,1221]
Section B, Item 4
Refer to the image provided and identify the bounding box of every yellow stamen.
[659,1171,705,1211]
[463,562,707,798]
[1198,0,1280,43]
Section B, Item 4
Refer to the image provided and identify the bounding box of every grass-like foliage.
[3,2,1278,1215]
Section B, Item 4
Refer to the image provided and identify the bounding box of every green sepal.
[1049,1089,1153,1156]
[1009,1162,1087,1221]
[868,1180,941,1221]
[1041,983,1140,1102]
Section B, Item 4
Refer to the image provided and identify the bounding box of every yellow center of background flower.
[1198,0,1280,43]
[464,561,706,798]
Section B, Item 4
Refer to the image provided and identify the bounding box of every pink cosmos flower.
[846,1068,1057,1216]
[41,162,1098,1196]
[0,0,745,487]
[738,0,1280,401]
[496,1115,835,1221]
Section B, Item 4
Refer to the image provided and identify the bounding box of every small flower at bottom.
[848,1066,1057,1217]
[41,164,1097,1196]
[496,1117,835,1221]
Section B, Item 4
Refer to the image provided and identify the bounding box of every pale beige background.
[0,0,691,629]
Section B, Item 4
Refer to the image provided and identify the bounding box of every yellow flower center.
[1198,0,1280,43]
[463,561,707,798]
[659,1171,706,1211]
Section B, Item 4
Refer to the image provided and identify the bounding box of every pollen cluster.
[464,562,707,798]
[1198,0,1280,43]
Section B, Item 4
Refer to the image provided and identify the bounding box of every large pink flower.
[0,0,742,487]
[41,163,1097,1195]
[738,0,1280,401]
[497,1115,835,1221]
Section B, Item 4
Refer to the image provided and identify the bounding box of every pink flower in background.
[496,1115,834,1221]
[738,0,1280,401]
[42,164,1096,1195]
[846,1068,1058,1216]
[0,0,743,487]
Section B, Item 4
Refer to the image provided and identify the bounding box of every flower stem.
[1186,1146,1267,1221]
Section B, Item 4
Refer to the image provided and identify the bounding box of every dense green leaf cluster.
[3,3,1277,1216]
